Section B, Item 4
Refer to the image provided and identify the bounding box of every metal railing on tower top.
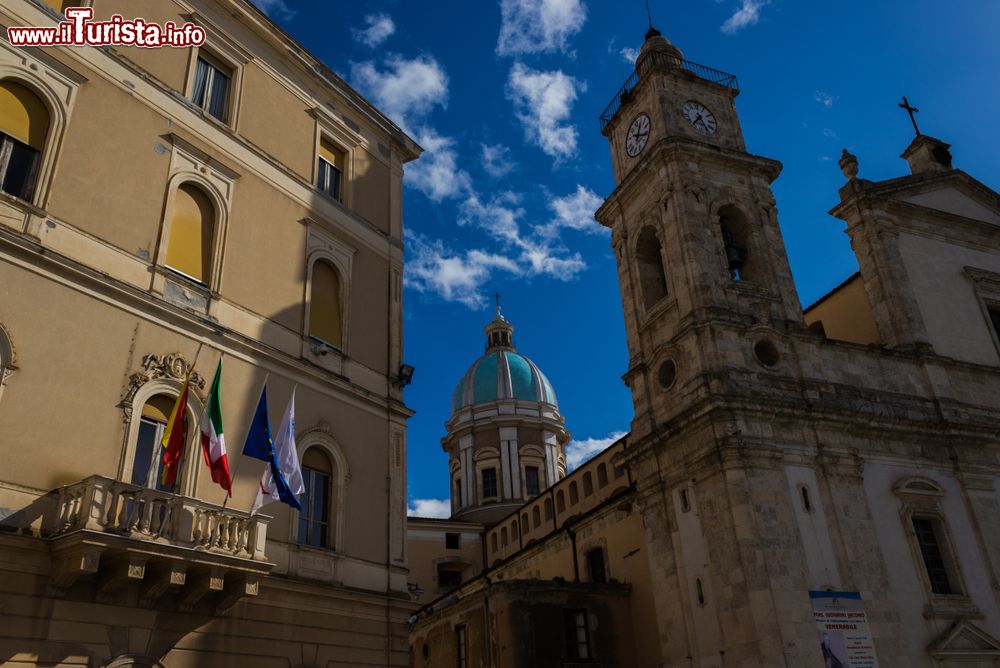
[599,52,739,133]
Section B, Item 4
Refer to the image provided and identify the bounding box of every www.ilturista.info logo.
[7,7,206,48]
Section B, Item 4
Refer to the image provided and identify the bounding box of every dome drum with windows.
[443,308,569,526]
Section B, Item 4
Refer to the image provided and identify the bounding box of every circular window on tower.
[753,339,780,368]
[657,359,677,390]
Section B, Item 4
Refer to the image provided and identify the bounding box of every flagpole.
[222,371,269,511]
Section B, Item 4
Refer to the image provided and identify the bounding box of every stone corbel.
[97,553,148,603]
[215,573,260,614]
[139,561,187,607]
[179,566,225,612]
[49,543,102,595]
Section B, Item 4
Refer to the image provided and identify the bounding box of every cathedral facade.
[408,27,1000,667]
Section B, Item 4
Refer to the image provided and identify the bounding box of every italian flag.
[200,359,233,496]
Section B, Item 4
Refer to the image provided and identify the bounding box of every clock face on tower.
[682,100,717,135]
[625,113,651,157]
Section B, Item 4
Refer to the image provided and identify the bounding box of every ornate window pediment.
[929,619,1000,660]
[893,476,946,499]
[119,353,206,420]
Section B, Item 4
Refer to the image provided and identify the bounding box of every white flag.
[251,386,305,514]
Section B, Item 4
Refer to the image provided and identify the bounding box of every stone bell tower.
[595,26,805,440]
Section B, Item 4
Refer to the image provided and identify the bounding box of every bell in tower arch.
[722,228,747,281]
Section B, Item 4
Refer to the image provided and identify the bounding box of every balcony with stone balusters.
[47,475,272,614]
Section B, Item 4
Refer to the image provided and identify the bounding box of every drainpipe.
[385,470,393,667]
[483,573,495,668]
[548,486,558,534]
[568,527,580,582]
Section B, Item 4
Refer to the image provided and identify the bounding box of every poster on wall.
[809,590,880,668]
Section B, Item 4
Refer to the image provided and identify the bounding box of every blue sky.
[255,0,1000,518]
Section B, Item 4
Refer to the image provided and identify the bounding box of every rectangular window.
[912,517,955,595]
[525,466,540,497]
[988,305,1000,342]
[191,53,232,122]
[481,468,498,499]
[586,548,607,584]
[455,478,462,506]
[563,609,591,660]
[317,138,345,201]
[0,132,40,200]
[297,467,331,547]
[132,417,172,491]
[455,624,468,668]
[438,567,462,590]
[446,532,461,550]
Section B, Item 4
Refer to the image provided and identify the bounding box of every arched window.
[491,533,498,552]
[718,205,752,282]
[583,472,594,496]
[0,81,49,201]
[166,183,215,284]
[522,513,530,532]
[532,505,541,528]
[298,447,332,548]
[309,259,344,348]
[544,497,553,521]
[597,464,608,488]
[569,481,579,505]
[500,527,508,547]
[556,489,565,513]
[636,225,668,309]
[131,394,184,492]
[0,324,13,403]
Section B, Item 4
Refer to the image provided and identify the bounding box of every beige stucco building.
[0,0,421,665]
[409,26,1000,668]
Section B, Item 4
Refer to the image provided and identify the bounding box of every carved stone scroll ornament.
[119,353,207,421]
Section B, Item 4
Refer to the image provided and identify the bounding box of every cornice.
[596,135,782,224]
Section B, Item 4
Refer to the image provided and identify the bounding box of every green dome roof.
[451,311,558,414]
[452,350,558,414]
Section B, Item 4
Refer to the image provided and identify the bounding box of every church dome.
[451,311,558,414]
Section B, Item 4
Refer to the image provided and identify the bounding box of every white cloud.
[407,183,598,307]
[620,46,639,63]
[406,129,473,202]
[406,232,522,309]
[352,13,396,48]
[497,0,587,56]
[518,240,586,279]
[408,498,451,518]
[481,143,515,179]
[822,127,837,138]
[539,185,604,237]
[459,192,526,246]
[814,90,836,108]
[252,0,296,21]
[350,55,448,131]
[458,191,588,280]
[566,431,627,470]
[506,63,585,161]
[720,0,769,34]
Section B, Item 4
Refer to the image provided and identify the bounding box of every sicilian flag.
[243,385,303,514]
[160,371,193,489]
[200,359,232,496]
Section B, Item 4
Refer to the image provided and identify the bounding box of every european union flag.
[242,385,274,462]
[243,386,301,511]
